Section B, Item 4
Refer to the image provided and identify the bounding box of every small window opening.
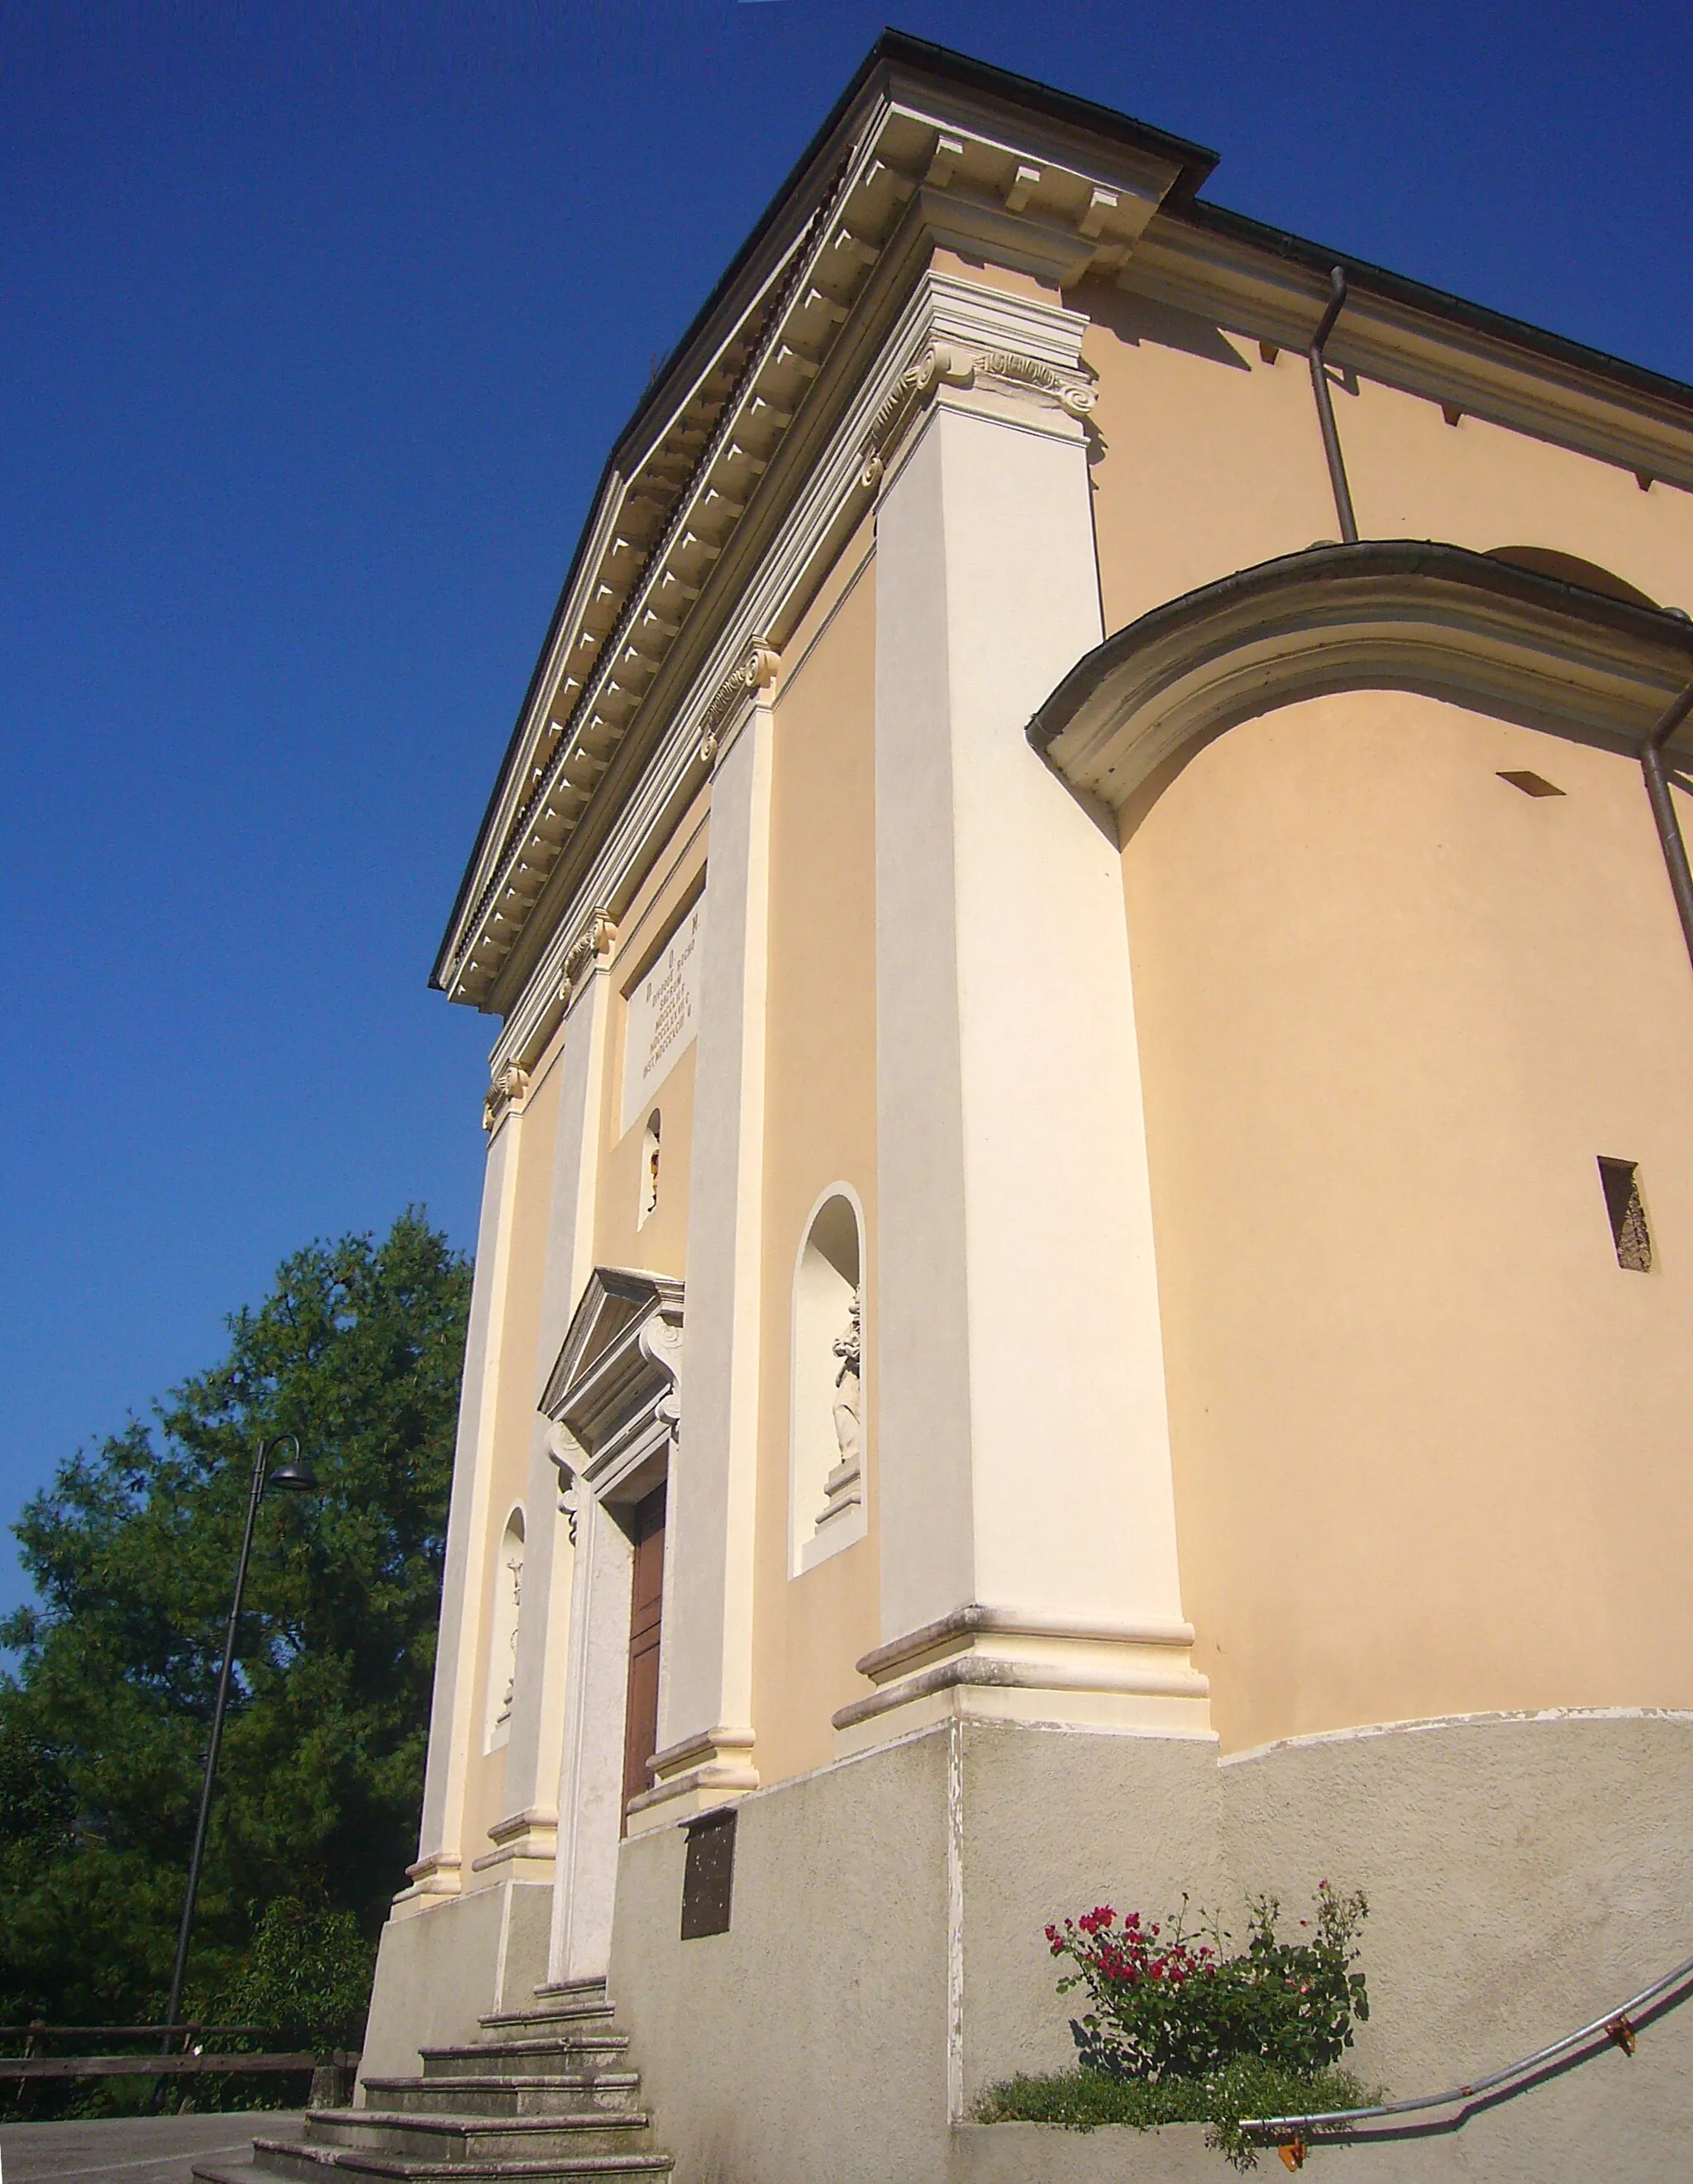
[639,1110,661,1227]
[1598,1158,1653,1272]
[1498,770,1565,798]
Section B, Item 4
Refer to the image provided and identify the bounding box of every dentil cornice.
[480,264,1103,1086]
[435,69,1185,1016]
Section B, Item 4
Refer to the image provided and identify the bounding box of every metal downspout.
[1308,266,1359,544]
[1641,678,1693,975]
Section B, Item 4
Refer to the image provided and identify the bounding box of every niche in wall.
[484,1506,525,1751]
[790,1189,866,1575]
[639,1109,661,1228]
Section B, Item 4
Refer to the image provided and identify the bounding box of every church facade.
[364,35,1693,2177]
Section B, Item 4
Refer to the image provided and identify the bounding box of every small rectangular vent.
[1498,770,1565,797]
[680,1807,737,1939]
[1598,1158,1652,1272]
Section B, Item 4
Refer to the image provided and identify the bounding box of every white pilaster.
[859,274,1205,1744]
[637,694,774,1819]
[489,939,616,1874]
[546,1487,635,1981]
[401,1087,529,1905]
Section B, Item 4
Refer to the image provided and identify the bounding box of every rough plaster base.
[359,1881,551,2094]
[601,1713,1693,2182]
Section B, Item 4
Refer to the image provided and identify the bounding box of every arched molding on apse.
[1028,541,1693,818]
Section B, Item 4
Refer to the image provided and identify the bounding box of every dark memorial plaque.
[680,1807,737,1938]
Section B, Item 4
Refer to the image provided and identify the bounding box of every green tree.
[226,1896,376,2050]
[0,1209,470,2033]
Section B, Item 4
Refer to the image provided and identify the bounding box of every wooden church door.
[621,1483,666,1829]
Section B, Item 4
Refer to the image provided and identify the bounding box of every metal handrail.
[1243,1946,1693,2151]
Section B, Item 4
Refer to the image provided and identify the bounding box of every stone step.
[360,2072,642,2119]
[303,2109,651,2165]
[194,2139,672,2183]
[420,2035,629,2080]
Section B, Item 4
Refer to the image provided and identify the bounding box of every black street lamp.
[159,1433,318,2057]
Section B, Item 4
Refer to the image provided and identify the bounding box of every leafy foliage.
[975,2058,1381,2172]
[223,1896,376,2050]
[0,1211,470,2042]
[1047,1884,1370,2086]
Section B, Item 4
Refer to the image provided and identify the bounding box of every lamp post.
[160,1433,318,2054]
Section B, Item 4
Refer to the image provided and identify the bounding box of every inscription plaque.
[622,898,705,1133]
[680,1807,736,1939]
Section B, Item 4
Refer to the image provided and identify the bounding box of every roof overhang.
[1029,541,1693,812]
[431,31,1214,1011]
[435,35,1693,1019]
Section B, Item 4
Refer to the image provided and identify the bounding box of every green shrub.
[975,2058,1381,2172]
[1047,1883,1369,2083]
[223,1896,374,2051]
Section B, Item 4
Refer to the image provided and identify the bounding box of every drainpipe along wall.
[1304,267,1693,984]
[1641,680,1693,977]
[1308,265,1359,545]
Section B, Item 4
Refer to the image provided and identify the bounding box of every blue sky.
[2,0,1691,1628]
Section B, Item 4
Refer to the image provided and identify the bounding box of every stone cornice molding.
[484,270,1091,1083]
[439,46,1693,1022]
[480,1064,530,1134]
[434,81,1184,1013]
[541,1267,685,1507]
[1129,209,1693,494]
[856,335,1096,490]
[697,637,780,765]
[832,1602,1210,1741]
[856,1603,1199,1686]
[627,1719,760,1827]
[1030,540,1693,813]
[559,908,618,1008]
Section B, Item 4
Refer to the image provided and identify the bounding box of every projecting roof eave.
[434,34,1693,1013]
[1170,196,1693,428]
[1028,539,1693,810]
[428,30,1218,999]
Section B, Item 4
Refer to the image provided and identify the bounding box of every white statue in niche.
[494,1549,522,1729]
[817,1290,863,1528]
[486,1509,525,1748]
[639,1110,661,1227]
[832,1291,861,1468]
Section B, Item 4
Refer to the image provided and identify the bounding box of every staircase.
[193,1979,673,2184]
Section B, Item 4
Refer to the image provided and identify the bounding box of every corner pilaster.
[399,1076,532,1910]
[857,269,1206,1748]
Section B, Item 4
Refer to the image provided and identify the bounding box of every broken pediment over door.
[541,1267,684,1506]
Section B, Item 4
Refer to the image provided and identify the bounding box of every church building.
[341,32,1693,2180]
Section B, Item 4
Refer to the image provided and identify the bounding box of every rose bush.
[1046,1881,1369,2084]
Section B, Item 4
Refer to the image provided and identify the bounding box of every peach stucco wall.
[1122,687,1693,1753]
[1076,271,1693,634]
[749,537,880,1786]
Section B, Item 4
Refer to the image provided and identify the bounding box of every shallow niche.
[484,1506,525,1751]
[639,1109,661,1228]
[790,1190,866,1574]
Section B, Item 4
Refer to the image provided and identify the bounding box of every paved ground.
[0,2110,299,2182]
